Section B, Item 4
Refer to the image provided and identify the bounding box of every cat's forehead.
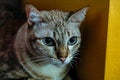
[39,10,69,23]
[32,10,81,38]
[33,22,80,39]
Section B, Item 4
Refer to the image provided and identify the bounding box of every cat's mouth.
[49,56,73,67]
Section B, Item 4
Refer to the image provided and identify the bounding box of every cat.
[0,4,89,80]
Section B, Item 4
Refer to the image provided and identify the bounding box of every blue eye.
[42,37,55,46]
[68,36,77,45]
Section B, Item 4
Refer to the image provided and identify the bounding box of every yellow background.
[105,0,120,80]
[22,0,109,80]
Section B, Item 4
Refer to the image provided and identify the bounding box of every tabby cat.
[0,4,89,80]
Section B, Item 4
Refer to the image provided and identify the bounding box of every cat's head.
[25,5,89,67]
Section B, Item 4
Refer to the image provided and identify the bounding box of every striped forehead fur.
[39,10,69,23]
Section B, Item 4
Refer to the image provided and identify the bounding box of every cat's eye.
[68,36,77,45]
[42,37,55,46]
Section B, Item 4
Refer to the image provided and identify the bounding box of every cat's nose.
[59,58,66,62]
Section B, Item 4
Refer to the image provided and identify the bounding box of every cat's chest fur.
[36,64,68,80]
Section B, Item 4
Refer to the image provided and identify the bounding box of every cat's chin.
[49,58,70,67]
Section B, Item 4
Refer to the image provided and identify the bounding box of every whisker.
[73,53,79,56]
[73,56,78,59]
[73,56,80,60]
[32,58,49,64]
[70,60,78,68]
[30,56,46,60]
[30,55,49,63]
[72,59,77,63]
[74,51,79,53]
[70,62,74,69]
[33,58,45,61]
[37,60,49,65]
[71,55,80,66]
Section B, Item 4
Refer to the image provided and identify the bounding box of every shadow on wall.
[0,0,22,10]
[77,11,108,80]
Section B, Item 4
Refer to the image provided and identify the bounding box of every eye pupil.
[70,38,75,43]
[43,37,55,46]
[68,36,77,45]
[45,38,52,44]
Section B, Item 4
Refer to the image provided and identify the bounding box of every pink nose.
[59,58,66,62]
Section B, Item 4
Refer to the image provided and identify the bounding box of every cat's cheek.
[64,56,73,64]
[68,46,75,54]
[43,46,56,57]
[68,46,73,51]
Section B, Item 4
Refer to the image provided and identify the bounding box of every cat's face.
[25,5,88,67]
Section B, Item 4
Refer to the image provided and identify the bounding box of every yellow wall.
[105,0,120,80]
[22,0,109,80]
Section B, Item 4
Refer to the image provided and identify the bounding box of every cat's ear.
[67,6,89,25]
[25,4,42,26]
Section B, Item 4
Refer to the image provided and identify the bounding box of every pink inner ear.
[29,10,41,22]
[25,5,42,24]
[67,7,89,23]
